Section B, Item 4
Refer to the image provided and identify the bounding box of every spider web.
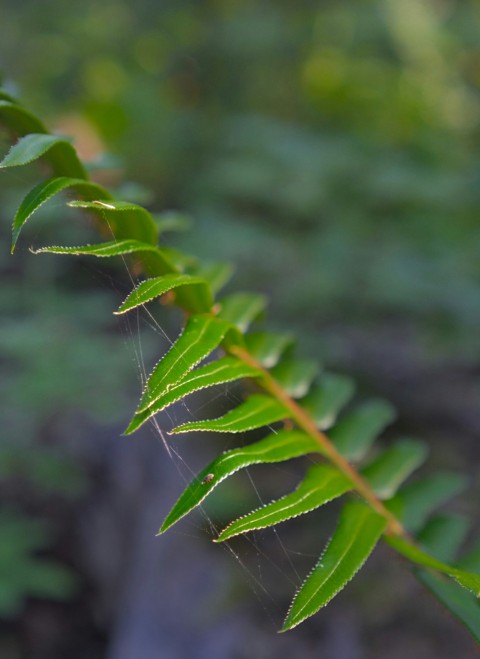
[15,187,323,631]
[90,209,321,628]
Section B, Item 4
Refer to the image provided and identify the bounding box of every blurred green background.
[0,1,479,658]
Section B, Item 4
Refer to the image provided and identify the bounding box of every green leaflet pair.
[1,90,480,639]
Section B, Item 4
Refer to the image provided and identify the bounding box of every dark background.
[0,1,479,657]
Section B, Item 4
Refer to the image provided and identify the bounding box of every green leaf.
[0,90,18,103]
[329,400,396,461]
[282,501,386,631]
[11,177,111,252]
[33,239,160,258]
[417,515,469,564]
[215,464,351,541]
[244,331,294,368]
[159,429,322,534]
[125,356,262,434]
[33,239,177,277]
[0,100,47,135]
[0,133,86,178]
[386,472,468,533]
[361,439,428,499]
[301,373,355,430]
[386,535,480,596]
[68,199,158,245]
[137,315,233,412]
[218,292,266,331]
[115,274,213,315]
[270,358,319,398]
[191,261,234,296]
[416,571,480,644]
[170,393,289,434]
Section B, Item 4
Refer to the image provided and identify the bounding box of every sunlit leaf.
[33,239,158,259]
[216,463,351,541]
[68,199,157,245]
[361,439,428,499]
[11,177,110,252]
[33,238,178,276]
[0,133,86,178]
[159,429,322,534]
[115,274,212,315]
[282,501,386,631]
[171,393,289,434]
[137,315,233,413]
[125,356,262,434]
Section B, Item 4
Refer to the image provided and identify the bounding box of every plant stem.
[229,344,405,537]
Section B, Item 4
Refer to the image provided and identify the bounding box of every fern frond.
[215,464,351,542]
[159,430,322,534]
[1,90,479,639]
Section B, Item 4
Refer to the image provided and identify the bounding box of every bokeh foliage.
[0,0,479,651]
[2,0,479,358]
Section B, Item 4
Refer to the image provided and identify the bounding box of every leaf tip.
[11,234,19,254]
[114,302,129,315]
[157,519,171,535]
[279,618,296,633]
[214,524,236,543]
[123,419,138,436]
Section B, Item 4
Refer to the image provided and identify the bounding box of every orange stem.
[229,344,405,536]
